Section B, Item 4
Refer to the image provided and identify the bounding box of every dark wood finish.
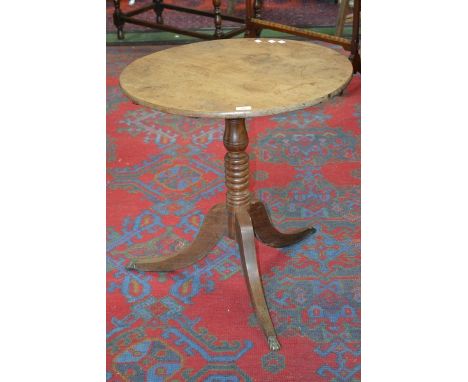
[213,0,223,37]
[127,117,316,350]
[221,26,248,39]
[244,0,254,37]
[349,0,361,73]
[223,119,251,239]
[254,0,263,18]
[127,203,227,271]
[245,0,263,37]
[250,199,316,248]
[235,208,280,351]
[112,0,125,40]
[153,0,164,24]
[112,0,245,41]
[124,3,154,17]
[163,3,244,23]
[120,15,213,40]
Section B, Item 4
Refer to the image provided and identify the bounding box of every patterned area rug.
[106,0,340,33]
[107,44,360,381]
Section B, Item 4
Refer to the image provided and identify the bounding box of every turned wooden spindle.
[153,0,164,24]
[245,0,263,37]
[212,0,223,38]
[113,0,125,40]
[254,0,263,19]
[223,118,251,239]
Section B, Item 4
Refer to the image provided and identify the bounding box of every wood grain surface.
[119,38,353,118]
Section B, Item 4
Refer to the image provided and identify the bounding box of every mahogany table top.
[120,38,353,119]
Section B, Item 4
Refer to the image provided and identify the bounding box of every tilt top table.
[120,38,353,351]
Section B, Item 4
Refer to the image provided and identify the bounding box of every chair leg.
[153,0,164,24]
[350,0,361,73]
[113,0,125,40]
[213,0,223,38]
[335,0,349,37]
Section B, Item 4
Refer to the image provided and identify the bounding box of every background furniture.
[112,0,360,72]
[112,0,246,40]
[245,0,361,73]
[336,0,354,37]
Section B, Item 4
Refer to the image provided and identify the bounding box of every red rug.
[107,44,360,381]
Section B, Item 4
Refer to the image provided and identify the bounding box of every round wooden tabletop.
[120,38,353,119]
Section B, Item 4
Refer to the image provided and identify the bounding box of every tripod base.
[127,199,315,351]
[127,117,315,351]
